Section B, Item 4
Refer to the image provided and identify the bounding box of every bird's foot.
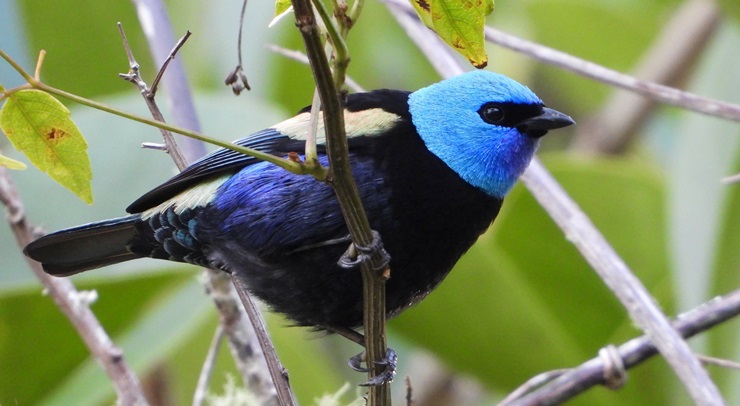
[348,348,397,386]
[337,230,391,272]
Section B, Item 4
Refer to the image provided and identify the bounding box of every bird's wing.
[127,89,413,214]
[127,128,305,213]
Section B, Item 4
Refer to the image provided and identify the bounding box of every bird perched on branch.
[25,70,573,370]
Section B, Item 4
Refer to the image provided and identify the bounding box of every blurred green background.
[1,0,738,405]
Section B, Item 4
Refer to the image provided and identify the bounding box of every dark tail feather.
[24,215,142,276]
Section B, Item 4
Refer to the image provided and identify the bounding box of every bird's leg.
[325,325,397,386]
[336,230,391,271]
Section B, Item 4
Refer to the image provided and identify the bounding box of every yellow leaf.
[0,90,93,204]
[0,153,27,170]
[275,0,292,15]
[410,0,435,28]
[410,0,494,68]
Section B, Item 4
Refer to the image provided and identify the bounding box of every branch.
[129,0,207,163]
[290,0,392,403]
[0,166,149,406]
[385,3,726,405]
[0,49,320,176]
[520,159,724,405]
[482,22,740,123]
[117,23,189,171]
[265,44,365,93]
[504,288,740,405]
[384,0,740,123]
[126,2,287,402]
[232,276,295,405]
[192,326,224,406]
[570,0,721,153]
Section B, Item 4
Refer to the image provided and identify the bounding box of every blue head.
[408,70,573,198]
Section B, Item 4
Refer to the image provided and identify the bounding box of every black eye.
[478,103,505,124]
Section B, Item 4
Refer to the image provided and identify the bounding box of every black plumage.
[25,72,574,335]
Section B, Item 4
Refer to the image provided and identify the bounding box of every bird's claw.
[348,348,398,386]
[337,230,391,272]
[348,352,372,372]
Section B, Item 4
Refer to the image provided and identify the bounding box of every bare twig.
[118,23,189,171]
[482,25,740,123]
[386,4,725,405]
[130,0,207,163]
[521,159,724,405]
[697,354,740,371]
[265,44,365,93]
[721,173,740,184]
[231,276,295,405]
[127,2,284,402]
[504,289,740,405]
[0,167,149,406]
[150,30,192,96]
[204,270,277,404]
[571,0,721,153]
[383,0,740,123]
[193,326,225,406]
[225,0,252,95]
[290,0,392,403]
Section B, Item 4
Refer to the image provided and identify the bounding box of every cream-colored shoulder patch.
[273,108,402,143]
[141,175,231,220]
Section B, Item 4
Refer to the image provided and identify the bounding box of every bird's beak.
[518,107,575,138]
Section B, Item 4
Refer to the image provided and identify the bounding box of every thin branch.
[130,0,207,163]
[386,4,725,405]
[0,49,319,175]
[383,0,740,123]
[127,2,286,403]
[388,6,465,78]
[290,0,392,403]
[204,270,278,404]
[482,23,740,123]
[265,44,365,92]
[231,276,296,405]
[193,326,224,406]
[571,0,721,153]
[0,167,149,406]
[504,288,740,405]
[150,30,192,96]
[521,159,725,405]
[721,173,740,184]
[311,0,349,89]
[117,23,189,171]
[697,354,740,371]
[224,0,252,95]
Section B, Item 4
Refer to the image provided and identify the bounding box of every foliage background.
[0,0,738,404]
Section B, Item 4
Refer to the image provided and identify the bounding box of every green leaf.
[270,0,293,27]
[410,0,493,68]
[275,0,291,16]
[0,153,26,169]
[0,89,93,204]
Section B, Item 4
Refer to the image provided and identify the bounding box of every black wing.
[126,89,412,214]
[126,128,304,213]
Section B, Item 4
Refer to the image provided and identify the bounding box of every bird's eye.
[478,103,505,124]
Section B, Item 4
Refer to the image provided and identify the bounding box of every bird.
[25,69,573,352]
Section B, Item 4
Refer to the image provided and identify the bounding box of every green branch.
[0,48,327,180]
[290,1,391,404]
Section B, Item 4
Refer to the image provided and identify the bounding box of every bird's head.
[408,70,574,199]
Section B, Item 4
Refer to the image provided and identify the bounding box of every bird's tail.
[24,215,142,276]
